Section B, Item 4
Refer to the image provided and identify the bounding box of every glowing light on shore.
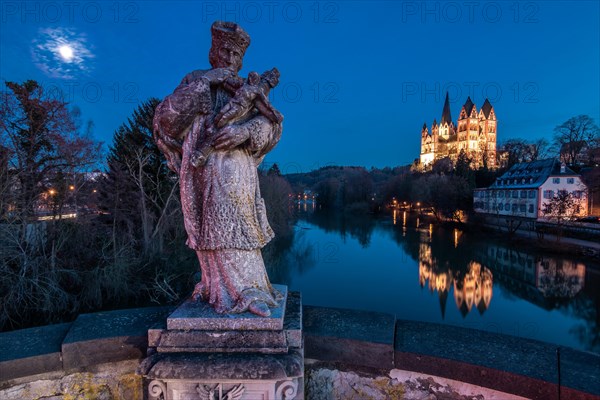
[38,213,77,221]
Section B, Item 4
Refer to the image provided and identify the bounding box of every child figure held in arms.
[191,69,282,167]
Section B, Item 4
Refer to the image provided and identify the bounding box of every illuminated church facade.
[420,93,498,169]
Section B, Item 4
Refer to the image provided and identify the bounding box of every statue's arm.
[245,114,283,158]
[154,69,232,173]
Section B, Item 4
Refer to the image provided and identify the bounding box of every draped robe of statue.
[153,69,283,315]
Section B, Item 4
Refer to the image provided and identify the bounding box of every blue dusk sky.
[1,1,599,172]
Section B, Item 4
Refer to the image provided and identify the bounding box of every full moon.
[58,45,74,61]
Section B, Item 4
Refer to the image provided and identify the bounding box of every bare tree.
[0,80,101,220]
[541,190,584,241]
[553,115,600,166]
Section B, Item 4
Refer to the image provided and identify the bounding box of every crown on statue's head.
[211,21,251,53]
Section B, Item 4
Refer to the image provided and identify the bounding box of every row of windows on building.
[475,190,584,199]
[474,201,535,214]
[496,177,575,186]
[475,190,537,199]
[475,189,584,200]
[542,189,585,199]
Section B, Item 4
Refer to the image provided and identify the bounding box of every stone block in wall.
[62,306,173,370]
[303,306,395,369]
[0,322,72,384]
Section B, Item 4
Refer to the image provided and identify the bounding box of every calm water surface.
[265,209,600,354]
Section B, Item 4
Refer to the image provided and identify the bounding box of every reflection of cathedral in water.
[418,240,588,318]
[418,243,493,318]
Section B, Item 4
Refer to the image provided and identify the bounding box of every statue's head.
[209,21,250,73]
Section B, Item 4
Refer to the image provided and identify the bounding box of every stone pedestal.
[140,286,303,400]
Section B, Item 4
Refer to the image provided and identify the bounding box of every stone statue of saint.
[153,21,283,317]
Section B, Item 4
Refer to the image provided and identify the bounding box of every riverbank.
[463,213,600,262]
[398,209,600,263]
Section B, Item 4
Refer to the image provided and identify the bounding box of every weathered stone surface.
[156,330,288,353]
[146,348,303,381]
[148,326,166,348]
[150,291,302,353]
[62,306,173,370]
[304,306,394,344]
[394,319,600,399]
[395,320,557,383]
[0,360,142,400]
[147,378,302,400]
[559,347,600,396]
[64,306,174,344]
[167,285,287,331]
[305,364,528,400]
[284,291,302,348]
[0,322,71,383]
[303,306,395,369]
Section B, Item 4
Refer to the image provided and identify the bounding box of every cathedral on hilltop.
[419,93,497,169]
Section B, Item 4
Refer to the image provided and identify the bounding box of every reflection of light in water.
[452,261,493,316]
[429,224,433,240]
[419,244,493,318]
[454,229,458,248]
[416,217,420,228]
[393,209,397,225]
[403,211,406,226]
[303,202,307,212]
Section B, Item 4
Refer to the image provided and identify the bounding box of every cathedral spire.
[481,98,493,118]
[463,96,475,117]
[441,92,452,124]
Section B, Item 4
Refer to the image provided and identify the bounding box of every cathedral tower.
[418,94,498,169]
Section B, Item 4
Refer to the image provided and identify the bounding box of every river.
[264,208,600,354]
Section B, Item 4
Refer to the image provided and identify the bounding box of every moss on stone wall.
[1,361,143,400]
